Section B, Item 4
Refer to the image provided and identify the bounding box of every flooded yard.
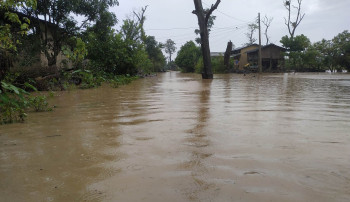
[1,72,350,202]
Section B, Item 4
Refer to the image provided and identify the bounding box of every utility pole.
[258,13,262,73]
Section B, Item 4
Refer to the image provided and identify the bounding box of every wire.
[145,23,248,32]
[154,24,247,44]
[146,27,198,31]
[202,0,249,23]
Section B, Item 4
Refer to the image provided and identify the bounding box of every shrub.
[0,81,29,124]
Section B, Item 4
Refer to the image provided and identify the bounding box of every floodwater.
[1,72,350,202]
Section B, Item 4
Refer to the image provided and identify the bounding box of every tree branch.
[205,0,221,24]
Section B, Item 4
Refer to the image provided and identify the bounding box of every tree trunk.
[199,24,213,79]
[193,0,221,79]
[224,41,233,71]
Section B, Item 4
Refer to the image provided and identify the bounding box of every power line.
[145,23,248,31]
[153,24,248,44]
[202,1,249,23]
[172,25,248,48]
[146,27,197,31]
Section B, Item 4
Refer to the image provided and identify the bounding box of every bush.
[175,41,201,73]
[0,80,53,124]
[28,95,52,112]
[109,75,138,88]
[0,81,29,124]
[212,56,226,73]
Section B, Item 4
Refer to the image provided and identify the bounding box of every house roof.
[231,44,259,54]
[210,52,225,57]
[245,44,287,54]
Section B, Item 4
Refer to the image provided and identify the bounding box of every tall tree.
[145,36,166,72]
[194,11,216,45]
[332,31,350,70]
[192,0,221,79]
[164,39,176,63]
[245,23,258,46]
[262,15,273,45]
[133,6,148,43]
[284,0,305,39]
[280,34,310,70]
[23,0,119,67]
[175,41,201,73]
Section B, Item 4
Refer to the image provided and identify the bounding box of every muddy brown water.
[1,72,350,202]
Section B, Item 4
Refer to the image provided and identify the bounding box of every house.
[210,52,225,57]
[1,11,71,74]
[231,44,286,72]
[231,44,259,71]
[246,44,286,72]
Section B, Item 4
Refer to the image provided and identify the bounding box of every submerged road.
[1,72,350,201]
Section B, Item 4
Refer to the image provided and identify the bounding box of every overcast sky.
[111,0,350,55]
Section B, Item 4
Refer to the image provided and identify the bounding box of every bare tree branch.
[284,0,305,38]
[262,15,273,45]
[132,5,148,42]
[205,0,221,24]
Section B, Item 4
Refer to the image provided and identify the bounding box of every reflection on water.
[1,72,350,202]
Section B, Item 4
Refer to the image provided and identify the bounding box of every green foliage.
[28,95,52,112]
[280,34,310,52]
[281,31,350,71]
[195,57,204,73]
[0,81,28,124]
[332,30,350,70]
[86,28,137,75]
[145,36,166,72]
[133,48,153,74]
[0,79,53,124]
[211,55,227,73]
[121,18,142,43]
[281,34,311,71]
[301,45,323,70]
[196,55,229,74]
[22,0,119,67]
[175,41,201,73]
[164,39,176,62]
[62,37,88,69]
[109,75,138,88]
[63,69,101,89]
[0,0,37,51]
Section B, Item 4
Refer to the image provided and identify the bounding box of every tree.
[0,0,36,51]
[284,0,305,39]
[194,10,216,45]
[281,34,310,52]
[145,36,166,72]
[245,23,258,46]
[262,15,273,45]
[133,6,148,43]
[0,0,37,80]
[121,18,142,43]
[302,45,322,71]
[280,34,310,70]
[175,41,201,73]
[22,0,119,67]
[224,41,233,69]
[332,30,350,70]
[192,0,221,79]
[164,39,176,63]
[313,39,339,72]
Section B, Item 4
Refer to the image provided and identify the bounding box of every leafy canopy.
[175,41,201,73]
